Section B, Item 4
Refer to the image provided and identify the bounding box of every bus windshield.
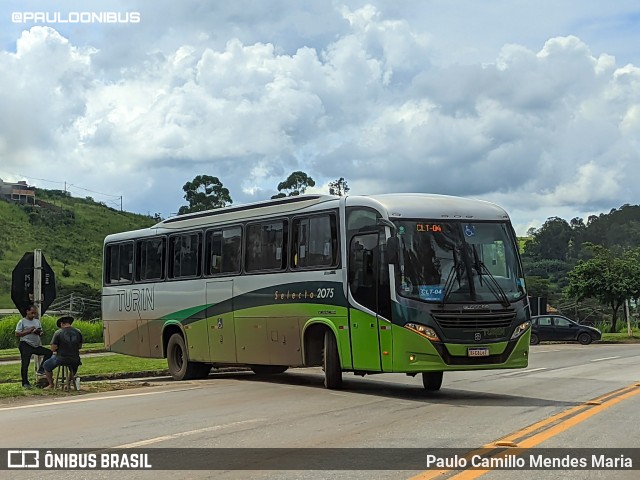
[394,220,526,305]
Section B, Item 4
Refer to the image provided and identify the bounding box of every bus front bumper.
[393,327,530,372]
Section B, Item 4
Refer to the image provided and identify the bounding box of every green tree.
[178,175,232,214]
[566,246,640,331]
[582,205,640,249]
[328,177,350,196]
[271,171,315,199]
[523,217,573,261]
[524,276,551,298]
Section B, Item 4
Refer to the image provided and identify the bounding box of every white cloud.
[0,1,639,229]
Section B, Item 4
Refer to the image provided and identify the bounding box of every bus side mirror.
[376,218,399,265]
[386,237,399,265]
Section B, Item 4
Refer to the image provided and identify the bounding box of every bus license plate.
[468,347,490,357]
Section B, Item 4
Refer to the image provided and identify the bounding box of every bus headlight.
[405,323,440,342]
[511,321,531,340]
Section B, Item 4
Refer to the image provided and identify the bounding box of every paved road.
[1,343,639,479]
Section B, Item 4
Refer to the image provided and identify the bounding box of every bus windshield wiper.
[471,245,510,307]
[440,251,460,305]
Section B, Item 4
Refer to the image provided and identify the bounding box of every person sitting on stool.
[42,316,83,389]
[15,304,52,389]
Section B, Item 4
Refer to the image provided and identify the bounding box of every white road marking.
[538,349,562,353]
[0,387,201,411]
[590,356,621,362]
[114,418,265,448]
[502,367,548,376]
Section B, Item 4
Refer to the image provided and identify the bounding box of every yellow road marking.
[409,383,640,480]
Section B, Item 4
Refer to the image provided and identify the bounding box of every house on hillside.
[0,178,35,204]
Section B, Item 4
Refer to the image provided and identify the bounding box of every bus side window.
[292,214,337,269]
[105,242,134,285]
[169,233,201,279]
[205,227,242,275]
[206,231,223,275]
[246,221,286,272]
[120,243,134,282]
[347,208,379,238]
[222,227,242,273]
[106,245,119,284]
[136,237,165,282]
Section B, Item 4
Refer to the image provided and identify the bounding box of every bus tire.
[251,365,288,375]
[530,333,540,345]
[167,333,209,380]
[422,371,443,391]
[323,330,342,389]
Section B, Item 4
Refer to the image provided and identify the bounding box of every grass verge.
[0,354,168,384]
[601,332,640,343]
[0,343,105,359]
[0,381,152,399]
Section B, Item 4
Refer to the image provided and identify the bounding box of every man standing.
[42,316,83,389]
[15,304,52,389]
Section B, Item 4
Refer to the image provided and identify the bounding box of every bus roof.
[360,193,510,221]
[104,193,510,244]
[157,194,339,227]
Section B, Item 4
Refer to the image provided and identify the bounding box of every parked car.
[530,315,602,345]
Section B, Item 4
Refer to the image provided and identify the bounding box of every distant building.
[0,178,36,204]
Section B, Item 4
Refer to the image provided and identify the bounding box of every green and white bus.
[102,193,530,390]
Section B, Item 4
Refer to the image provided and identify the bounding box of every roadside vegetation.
[1,313,169,398]
[0,351,169,399]
[600,326,640,343]
[522,206,640,331]
[0,190,155,311]
[0,354,168,385]
[0,315,102,349]
[0,342,104,359]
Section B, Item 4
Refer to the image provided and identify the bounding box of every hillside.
[0,189,155,308]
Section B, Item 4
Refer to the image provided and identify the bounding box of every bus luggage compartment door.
[206,280,236,364]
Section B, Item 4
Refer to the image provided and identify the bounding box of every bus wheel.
[323,330,342,389]
[167,333,209,380]
[422,371,443,391]
[251,365,288,375]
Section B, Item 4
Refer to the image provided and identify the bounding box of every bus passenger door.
[348,233,384,372]
[206,280,237,364]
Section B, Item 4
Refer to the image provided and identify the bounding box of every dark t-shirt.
[51,327,83,366]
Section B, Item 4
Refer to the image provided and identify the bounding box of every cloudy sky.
[1,1,639,234]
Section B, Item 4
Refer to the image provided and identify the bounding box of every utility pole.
[120,195,123,211]
[625,300,632,337]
